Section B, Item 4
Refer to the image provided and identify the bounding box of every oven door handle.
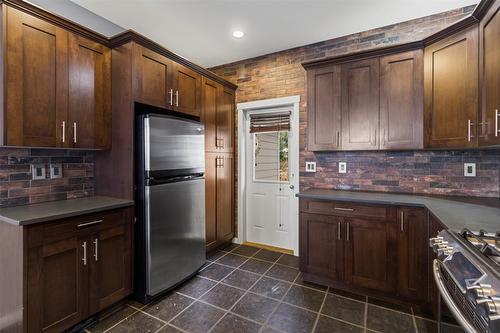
[433,260,477,333]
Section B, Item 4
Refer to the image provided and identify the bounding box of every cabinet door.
[134,45,174,109]
[424,26,479,148]
[397,207,428,302]
[479,2,500,146]
[205,153,218,251]
[380,51,424,149]
[216,87,235,152]
[27,236,88,332]
[202,78,220,152]
[216,153,235,244]
[299,213,343,281]
[5,7,68,147]
[341,59,380,150]
[89,216,133,314]
[307,65,342,151]
[173,63,202,117]
[344,217,397,292]
[68,34,111,149]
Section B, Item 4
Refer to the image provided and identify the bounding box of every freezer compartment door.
[144,115,205,174]
[145,178,206,296]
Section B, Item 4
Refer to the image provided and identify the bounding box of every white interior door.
[245,111,297,251]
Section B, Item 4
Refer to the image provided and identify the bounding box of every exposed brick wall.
[0,148,94,207]
[210,5,500,199]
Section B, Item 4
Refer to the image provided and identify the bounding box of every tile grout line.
[206,250,285,333]
[311,286,329,333]
[364,300,369,333]
[97,306,140,333]
[257,262,298,333]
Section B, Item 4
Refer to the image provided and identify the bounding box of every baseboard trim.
[242,241,294,255]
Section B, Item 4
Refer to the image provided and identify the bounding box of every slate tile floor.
[85,244,463,333]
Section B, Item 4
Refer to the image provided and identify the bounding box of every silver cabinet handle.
[337,222,341,241]
[77,220,103,228]
[61,121,66,143]
[400,211,404,232]
[467,119,473,142]
[334,207,354,212]
[169,88,174,106]
[346,222,350,241]
[82,241,87,266]
[93,238,98,262]
[336,131,340,148]
[175,90,179,107]
[73,122,77,144]
[496,109,499,137]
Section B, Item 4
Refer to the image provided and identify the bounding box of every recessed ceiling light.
[232,30,244,38]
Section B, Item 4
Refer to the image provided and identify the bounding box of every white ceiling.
[70,0,478,68]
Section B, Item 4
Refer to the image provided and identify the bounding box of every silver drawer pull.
[77,220,103,228]
[334,207,354,212]
[496,109,499,137]
[346,222,350,241]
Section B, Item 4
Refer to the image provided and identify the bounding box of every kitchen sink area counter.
[297,189,500,232]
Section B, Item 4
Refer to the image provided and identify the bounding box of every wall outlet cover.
[305,161,316,173]
[50,163,63,179]
[31,164,46,180]
[464,163,476,177]
[338,162,347,174]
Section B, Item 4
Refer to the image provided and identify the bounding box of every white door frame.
[236,96,300,255]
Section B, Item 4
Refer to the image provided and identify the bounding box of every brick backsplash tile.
[0,148,95,207]
[210,5,500,200]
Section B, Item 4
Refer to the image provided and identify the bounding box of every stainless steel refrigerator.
[135,112,206,303]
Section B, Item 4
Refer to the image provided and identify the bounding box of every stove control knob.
[477,297,500,314]
[442,246,454,256]
[435,242,450,255]
[467,283,493,298]
[429,236,444,247]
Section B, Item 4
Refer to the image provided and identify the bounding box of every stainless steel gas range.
[430,229,500,333]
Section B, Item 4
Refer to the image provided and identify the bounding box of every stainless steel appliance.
[135,112,206,303]
[430,229,500,333]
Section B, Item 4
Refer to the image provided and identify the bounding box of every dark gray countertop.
[297,189,500,232]
[0,196,134,226]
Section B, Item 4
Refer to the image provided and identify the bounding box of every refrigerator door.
[145,177,206,297]
[144,115,204,176]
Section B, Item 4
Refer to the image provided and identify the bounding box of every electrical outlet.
[305,161,316,173]
[50,163,63,179]
[31,164,46,180]
[338,162,347,174]
[464,163,476,177]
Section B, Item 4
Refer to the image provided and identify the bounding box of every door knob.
[289,185,295,190]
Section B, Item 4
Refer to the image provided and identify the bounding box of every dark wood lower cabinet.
[9,207,135,333]
[344,216,397,293]
[299,199,430,308]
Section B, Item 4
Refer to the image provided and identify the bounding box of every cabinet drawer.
[300,199,392,219]
[27,208,131,248]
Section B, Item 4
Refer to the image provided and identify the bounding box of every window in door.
[254,131,289,182]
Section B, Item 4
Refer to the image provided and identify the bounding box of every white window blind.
[249,111,291,133]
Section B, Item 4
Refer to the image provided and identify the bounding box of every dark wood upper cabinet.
[68,34,111,149]
[299,213,343,281]
[216,87,235,153]
[307,65,342,151]
[133,44,174,109]
[397,207,428,302]
[4,6,68,147]
[341,58,380,150]
[173,63,202,117]
[380,51,423,149]
[344,216,397,293]
[424,25,479,148]
[479,1,500,146]
[202,78,219,152]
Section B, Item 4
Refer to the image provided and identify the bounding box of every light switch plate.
[50,163,63,179]
[305,161,316,173]
[338,162,347,174]
[31,164,46,180]
[464,163,476,177]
